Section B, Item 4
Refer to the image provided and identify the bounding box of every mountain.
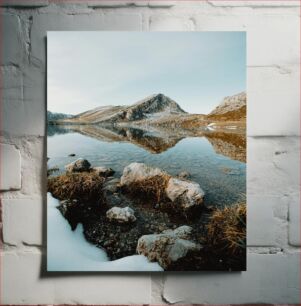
[207,92,246,121]
[47,111,73,123]
[57,94,186,125]
[50,92,246,131]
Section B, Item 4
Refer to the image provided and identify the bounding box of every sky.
[48,31,246,115]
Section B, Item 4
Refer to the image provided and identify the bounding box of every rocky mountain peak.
[124,94,186,121]
[209,92,246,116]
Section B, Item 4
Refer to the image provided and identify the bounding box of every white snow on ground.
[206,123,216,131]
[47,193,163,271]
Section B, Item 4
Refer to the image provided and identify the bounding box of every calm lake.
[47,124,246,271]
[47,125,246,206]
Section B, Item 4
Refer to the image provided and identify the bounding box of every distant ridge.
[47,111,72,122]
[51,92,246,127]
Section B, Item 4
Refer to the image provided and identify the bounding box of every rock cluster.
[50,159,209,269]
[65,158,115,177]
[120,163,205,213]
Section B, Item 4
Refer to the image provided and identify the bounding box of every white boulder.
[165,177,205,210]
[120,162,167,186]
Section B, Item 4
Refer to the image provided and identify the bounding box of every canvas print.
[47,32,246,271]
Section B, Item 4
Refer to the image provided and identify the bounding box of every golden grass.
[207,105,246,121]
[206,203,246,256]
[125,174,170,203]
[48,172,105,201]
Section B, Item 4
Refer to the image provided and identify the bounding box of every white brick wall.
[163,253,300,304]
[0,0,300,304]
[0,143,21,191]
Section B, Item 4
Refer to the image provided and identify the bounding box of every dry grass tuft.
[125,174,170,203]
[48,172,105,201]
[206,203,246,256]
[207,105,246,121]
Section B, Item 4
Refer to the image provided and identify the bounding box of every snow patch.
[47,193,163,271]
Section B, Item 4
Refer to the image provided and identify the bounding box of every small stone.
[158,225,165,232]
[65,158,91,173]
[68,153,76,157]
[106,206,136,224]
[92,166,115,177]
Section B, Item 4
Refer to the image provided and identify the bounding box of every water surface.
[48,125,246,206]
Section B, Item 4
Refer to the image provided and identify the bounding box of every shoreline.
[47,160,246,271]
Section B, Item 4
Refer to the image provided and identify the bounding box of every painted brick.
[2,251,151,304]
[248,137,300,197]
[288,193,301,246]
[19,137,45,196]
[1,65,22,102]
[149,15,194,31]
[247,14,300,67]
[0,143,21,191]
[194,12,300,67]
[2,198,43,246]
[2,67,46,136]
[194,13,247,31]
[207,0,300,7]
[0,0,49,6]
[31,12,142,64]
[86,1,148,7]
[2,13,23,65]
[163,253,300,304]
[83,0,175,7]
[247,195,277,246]
[148,1,175,7]
[151,274,164,304]
[20,66,46,136]
[248,66,300,136]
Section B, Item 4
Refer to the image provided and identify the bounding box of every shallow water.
[48,125,246,206]
[47,124,246,271]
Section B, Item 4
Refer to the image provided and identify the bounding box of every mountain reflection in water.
[48,124,246,163]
